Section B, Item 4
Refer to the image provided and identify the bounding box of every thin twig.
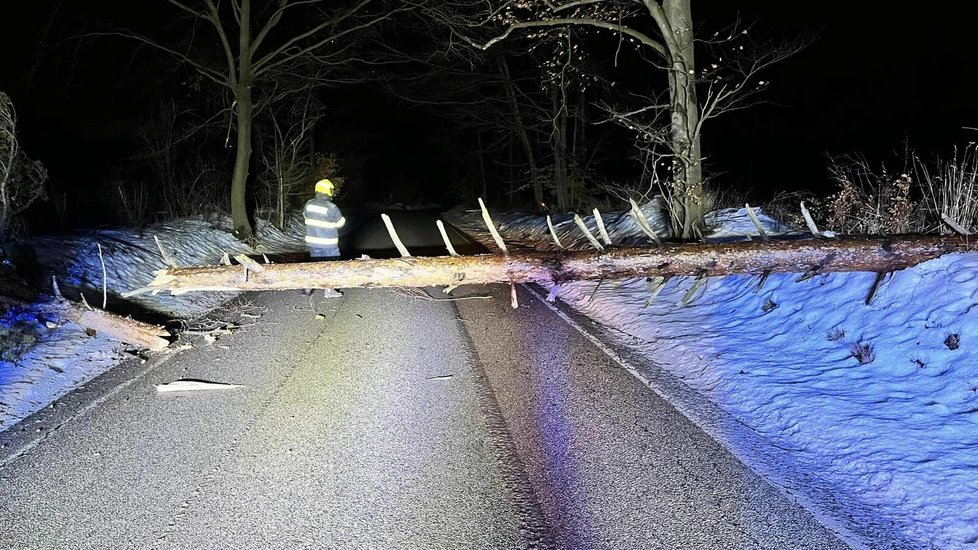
[679,274,708,306]
[753,271,771,294]
[795,265,822,283]
[865,272,888,306]
[588,279,603,303]
[234,254,265,272]
[644,276,669,308]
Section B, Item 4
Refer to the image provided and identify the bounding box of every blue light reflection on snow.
[450,206,978,547]
[1,306,44,380]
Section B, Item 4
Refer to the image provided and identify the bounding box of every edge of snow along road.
[522,283,890,550]
[0,347,183,471]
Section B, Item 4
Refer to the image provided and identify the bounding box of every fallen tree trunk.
[63,304,170,352]
[141,235,974,295]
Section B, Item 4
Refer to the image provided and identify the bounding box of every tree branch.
[202,0,240,87]
[472,17,667,59]
[83,31,230,87]
[252,0,374,74]
[254,4,410,77]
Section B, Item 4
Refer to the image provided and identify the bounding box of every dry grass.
[774,145,978,236]
[915,145,978,234]
[849,342,876,365]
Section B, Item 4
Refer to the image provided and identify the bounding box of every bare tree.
[255,91,322,229]
[445,1,806,239]
[130,97,231,222]
[106,0,414,240]
[0,91,48,244]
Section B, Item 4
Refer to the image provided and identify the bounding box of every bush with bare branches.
[819,153,923,234]
[812,146,978,235]
[0,91,48,246]
[123,99,231,225]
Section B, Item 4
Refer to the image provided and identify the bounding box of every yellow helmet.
[315,178,335,196]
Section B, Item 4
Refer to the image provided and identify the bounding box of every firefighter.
[303,178,345,298]
[303,178,345,258]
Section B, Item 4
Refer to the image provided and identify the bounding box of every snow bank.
[1,215,306,430]
[29,215,305,318]
[447,197,674,251]
[448,203,978,548]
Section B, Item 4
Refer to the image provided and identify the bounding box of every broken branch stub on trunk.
[143,235,974,295]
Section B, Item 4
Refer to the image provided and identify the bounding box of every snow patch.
[448,202,978,548]
[1,215,305,430]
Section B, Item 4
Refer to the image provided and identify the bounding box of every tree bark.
[63,304,171,352]
[552,89,570,211]
[142,235,974,295]
[662,0,705,240]
[499,58,544,211]
[230,0,254,240]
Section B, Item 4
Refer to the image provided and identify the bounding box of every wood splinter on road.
[155,379,246,392]
[137,235,975,296]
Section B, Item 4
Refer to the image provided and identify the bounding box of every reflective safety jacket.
[303,194,345,258]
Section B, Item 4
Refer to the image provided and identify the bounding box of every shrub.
[0,91,48,247]
[823,154,921,234]
[806,145,978,236]
[0,308,40,363]
[849,342,876,365]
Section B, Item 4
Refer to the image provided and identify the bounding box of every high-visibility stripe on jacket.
[303,195,343,258]
[304,235,339,245]
[304,216,346,229]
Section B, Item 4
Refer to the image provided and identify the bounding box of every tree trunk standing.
[231,86,254,240]
[477,131,488,200]
[552,90,570,211]
[500,59,544,211]
[230,0,254,241]
[1,93,18,233]
[276,155,285,230]
[662,0,705,240]
[559,100,571,208]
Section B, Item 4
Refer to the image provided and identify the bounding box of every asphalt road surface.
[0,211,850,549]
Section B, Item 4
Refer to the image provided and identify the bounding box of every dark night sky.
[1,1,976,210]
[703,2,978,196]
